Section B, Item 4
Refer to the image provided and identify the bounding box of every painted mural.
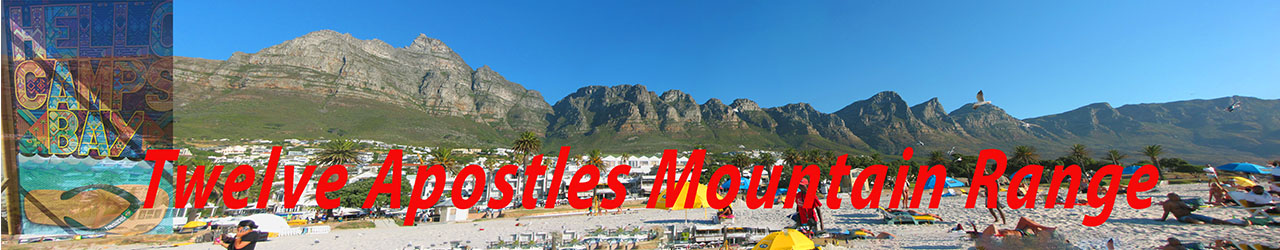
[17,156,174,235]
[4,0,174,235]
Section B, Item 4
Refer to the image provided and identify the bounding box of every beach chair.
[1232,243,1278,250]
[1231,199,1279,225]
[877,208,938,224]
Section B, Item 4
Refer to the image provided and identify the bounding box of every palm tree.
[927,151,947,167]
[174,157,222,219]
[754,153,777,167]
[426,149,460,174]
[1011,145,1039,167]
[314,139,361,166]
[730,153,752,167]
[585,149,605,167]
[512,131,542,165]
[1068,144,1089,160]
[782,149,802,166]
[1142,144,1164,174]
[482,157,500,169]
[311,139,363,221]
[620,153,632,166]
[1104,150,1127,166]
[804,150,825,166]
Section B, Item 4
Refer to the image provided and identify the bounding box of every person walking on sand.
[981,173,1010,224]
[982,188,1007,224]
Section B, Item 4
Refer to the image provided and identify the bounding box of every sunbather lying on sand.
[1157,193,1250,226]
[857,229,894,239]
[885,209,942,221]
[979,217,1055,238]
[971,217,1075,249]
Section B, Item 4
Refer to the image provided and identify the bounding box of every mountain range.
[175,30,1280,164]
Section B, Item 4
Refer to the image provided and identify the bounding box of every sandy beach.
[109,183,1277,249]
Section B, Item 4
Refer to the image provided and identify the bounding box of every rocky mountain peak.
[297,29,345,40]
[834,91,922,150]
[177,30,549,137]
[1025,101,1138,138]
[700,98,747,129]
[730,99,762,111]
[660,90,695,104]
[947,103,1037,141]
[703,98,726,107]
[765,103,868,149]
[911,98,945,116]
[871,91,904,101]
[909,97,965,137]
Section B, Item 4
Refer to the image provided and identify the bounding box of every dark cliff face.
[834,91,933,151]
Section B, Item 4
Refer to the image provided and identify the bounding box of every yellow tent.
[753,229,815,250]
[654,183,714,210]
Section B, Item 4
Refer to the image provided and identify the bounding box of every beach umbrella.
[1122,165,1144,175]
[922,177,965,189]
[653,182,719,226]
[654,183,713,210]
[182,220,207,229]
[1216,163,1272,174]
[752,229,815,250]
[1230,177,1256,187]
[244,213,291,234]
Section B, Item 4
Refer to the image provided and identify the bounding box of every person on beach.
[978,217,1055,238]
[980,188,1007,224]
[1157,193,1251,226]
[971,217,1067,250]
[717,204,734,219]
[853,228,894,239]
[214,220,261,250]
[1208,181,1232,206]
[885,208,943,221]
[791,182,823,232]
[1234,186,1279,214]
[1270,172,1280,196]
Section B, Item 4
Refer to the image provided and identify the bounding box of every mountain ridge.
[174,30,1280,164]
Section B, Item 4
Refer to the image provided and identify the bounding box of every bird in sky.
[973,90,991,109]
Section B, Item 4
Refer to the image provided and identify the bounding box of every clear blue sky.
[178,1,1279,119]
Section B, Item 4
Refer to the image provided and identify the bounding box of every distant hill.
[175,30,1279,164]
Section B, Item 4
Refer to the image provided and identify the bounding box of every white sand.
[115,184,1278,249]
